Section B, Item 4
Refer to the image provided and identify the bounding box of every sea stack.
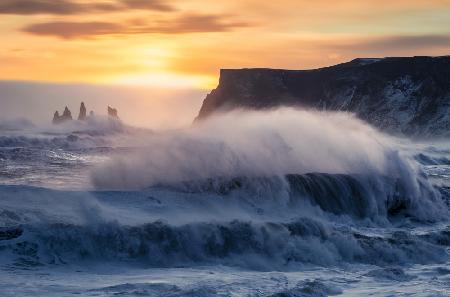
[52,107,72,124]
[62,106,72,121]
[108,106,119,119]
[52,111,60,124]
[78,102,87,120]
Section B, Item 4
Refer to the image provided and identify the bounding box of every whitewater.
[0,108,449,296]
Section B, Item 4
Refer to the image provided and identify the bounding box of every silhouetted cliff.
[196,56,450,136]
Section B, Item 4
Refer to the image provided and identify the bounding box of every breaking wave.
[92,109,448,222]
[2,201,449,270]
[1,108,449,271]
[0,116,128,149]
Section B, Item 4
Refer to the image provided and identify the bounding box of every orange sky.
[1,0,450,89]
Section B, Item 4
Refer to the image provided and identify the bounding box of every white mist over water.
[1,107,450,296]
[0,81,205,129]
[92,108,392,187]
[91,108,447,221]
[0,107,447,222]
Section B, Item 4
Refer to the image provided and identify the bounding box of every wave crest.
[91,109,447,221]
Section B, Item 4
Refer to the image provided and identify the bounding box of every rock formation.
[78,102,87,120]
[52,103,120,124]
[108,106,119,119]
[52,106,73,124]
[62,106,72,121]
[195,56,450,137]
[52,111,60,124]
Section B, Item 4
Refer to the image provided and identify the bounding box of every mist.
[92,108,396,187]
[90,108,447,222]
[0,80,206,129]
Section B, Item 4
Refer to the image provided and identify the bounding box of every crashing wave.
[92,109,448,222]
[0,183,448,270]
[1,108,449,272]
[2,216,449,269]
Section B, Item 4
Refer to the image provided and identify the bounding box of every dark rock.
[0,226,23,241]
[78,102,87,120]
[195,56,450,137]
[52,111,60,124]
[52,106,72,124]
[67,134,79,142]
[108,106,119,119]
[62,106,72,120]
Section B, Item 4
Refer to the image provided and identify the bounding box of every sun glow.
[108,72,217,89]
[0,0,449,89]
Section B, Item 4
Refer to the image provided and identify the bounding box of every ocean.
[0,108,449,297]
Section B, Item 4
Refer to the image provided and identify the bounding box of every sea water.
[0,109,449,296]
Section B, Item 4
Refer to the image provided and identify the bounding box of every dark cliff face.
[196,56,450,136]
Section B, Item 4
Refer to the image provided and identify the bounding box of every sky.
[0,81,205,128]
[0,0,450,127]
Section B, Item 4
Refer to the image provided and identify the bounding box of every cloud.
[121,0,173,11]
[22,22,124,39]
[0,0,174,15]
[22,14,252,39]
[0,0,85,14]
[327,34,450,53]
[149,14,251,34]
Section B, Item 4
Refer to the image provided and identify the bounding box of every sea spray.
[91,108,447,221]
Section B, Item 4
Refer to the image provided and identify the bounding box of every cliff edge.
[196,56,450,136]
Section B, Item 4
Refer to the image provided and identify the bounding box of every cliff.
[196,56,450,136]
